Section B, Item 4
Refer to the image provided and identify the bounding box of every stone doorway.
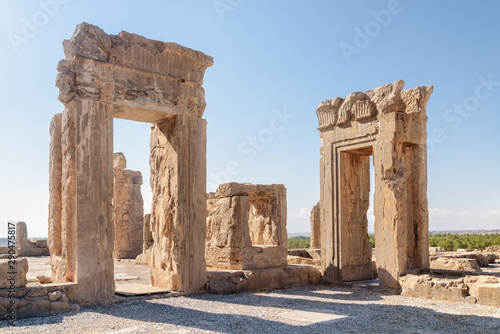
[48,23,213,303]
[316,81,433,288]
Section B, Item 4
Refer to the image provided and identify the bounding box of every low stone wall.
[399,274,500,306]
[205,265,322,294]
[0,283,79,320]
[17,240,50,257]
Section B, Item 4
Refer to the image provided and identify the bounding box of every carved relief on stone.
[316,97,343,130]
[352,100,376,121]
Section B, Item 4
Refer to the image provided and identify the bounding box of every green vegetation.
[369,234,375,248]
[287,236,310,249]
[288,233,500,251]
[428,233,500,251]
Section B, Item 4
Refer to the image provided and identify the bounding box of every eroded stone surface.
[205,265,321,294]
[113,152,144,260]
[0,258,28,289]
[310,202,321,249]
[149,115,207,292]
[430,258,482,272]
[400,274,500,306]
[206,183,287,271]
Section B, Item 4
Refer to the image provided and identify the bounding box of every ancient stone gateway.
[316,81,433,288]
[48,22,212,303]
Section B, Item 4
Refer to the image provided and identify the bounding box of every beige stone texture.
[317,81,432,288]
[206,183,287,271]
[50,22,213,301]
[287,255,321,266]
[466,276,500,306]
[430,258,482,272]
[432,252,489,267]
[205,265,322,294]
[36,275,53,284]
[149,115,208,292]
[0,258,28,289]
[310,202,321,249]
[113,152,144,259]
[400,274,500,306]
[483,253,497,264]
[206,195,254,270]
[135,214,154,265]
[0,283,79,320]
[429,247,442,254]
[15,222,50,257]
[215,183,288,247]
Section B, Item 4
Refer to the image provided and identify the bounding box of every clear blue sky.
[0,1,499,237]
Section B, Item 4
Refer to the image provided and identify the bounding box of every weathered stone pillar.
[56,56,115,302]
[339,152,372,281]
[74,95,115,303]
[206,195,253,269]
[373,87,431,288]
[48,113,63,281]
[310,202,321,249]
[16,222,28,251]
[149,113,207,292]
[142,214,153,253]
[113,153,144,259]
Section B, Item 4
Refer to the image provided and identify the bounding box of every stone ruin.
[316,81,433,288]
[1,22,498,321]
[0,222,49,257]
[309,202,321,250]
[48,22,213,303]
[206,183,288,270]
[113,153,144,260]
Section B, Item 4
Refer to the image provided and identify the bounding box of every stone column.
[48,113,63,281]
[320,143,340,282]
[310,202,321,249]
[113,153,144,259]
[16,222,28,254]
[372,85,431,288]
[149,114,207,292]
[73,94,115,303]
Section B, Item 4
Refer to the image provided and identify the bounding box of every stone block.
[0,258,28,289]
[430,258,481,271]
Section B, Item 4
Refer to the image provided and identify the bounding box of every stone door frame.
[48,23,213,303]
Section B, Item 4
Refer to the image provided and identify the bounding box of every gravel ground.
[1,285,499,334]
